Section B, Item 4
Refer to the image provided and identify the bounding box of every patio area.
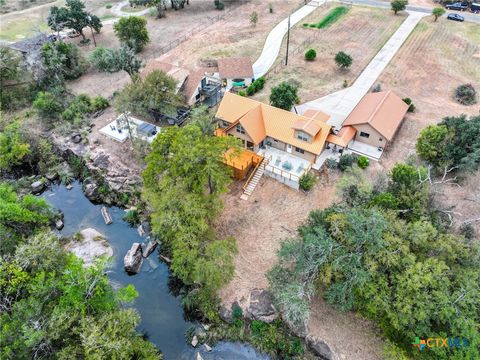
[258,146,311,183]
[99,115,161,144]
[313,146,342,170]
[346,140,384,160]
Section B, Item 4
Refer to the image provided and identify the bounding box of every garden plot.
[252,6,405,104]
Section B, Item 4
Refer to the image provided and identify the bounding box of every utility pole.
[285,15,291,66]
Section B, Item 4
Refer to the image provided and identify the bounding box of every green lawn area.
[303,6,349,29]
[0,19,50,41]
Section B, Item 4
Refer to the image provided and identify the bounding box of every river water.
[43,182,268,360]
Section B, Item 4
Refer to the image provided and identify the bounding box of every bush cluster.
[299,171,316,191]
[455,84,477,105]
[246,77,266,96]
[304,48,317,61]
[357,155,369,169]
[402,97,415,112]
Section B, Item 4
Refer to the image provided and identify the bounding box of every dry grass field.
[253,6,406,103]
[378,18,480,168]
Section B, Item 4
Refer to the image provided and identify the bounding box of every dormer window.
[297,131,309,142]
[236,124,246,134]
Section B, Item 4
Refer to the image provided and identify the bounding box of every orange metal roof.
[216,92,331,155]
[326,126,357,147]
[292,118,322,137]
[302,109,330,123]
[343,90,409,141]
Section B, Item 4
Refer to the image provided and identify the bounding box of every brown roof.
[303,109,330,123]
[343,90,408,141]
[183,69,206,101]
[216,92,331,155]
[217,57,253,79]
[141,60,189,92]
[326,126,357,147]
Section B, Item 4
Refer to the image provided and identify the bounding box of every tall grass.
[304,6,349,29]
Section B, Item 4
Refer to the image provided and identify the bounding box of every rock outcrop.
[142,240,158,258]
[246,289,278,323]
[306,336,337,360]
[31,180,45,194]
[124,243,143,274]
[66,228,112,267]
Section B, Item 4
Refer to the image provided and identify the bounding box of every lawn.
[303,5,349,29]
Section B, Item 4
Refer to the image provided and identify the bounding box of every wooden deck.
[223,148,263,180]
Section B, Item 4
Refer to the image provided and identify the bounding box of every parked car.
[471,2,480,13]
[447,13,465,21]
[445,2,468,10]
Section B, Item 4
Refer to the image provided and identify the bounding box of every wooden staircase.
[240,158,267,200]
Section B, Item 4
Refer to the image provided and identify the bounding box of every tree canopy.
[269,81,299,110]
[41,41,87,87]
[0,122,30,173]
[114,16,150,53]
[416,114,480,172]
[114,69,180,118]
[334,51,352,69]
[268,164,480,359]
[391,0,408,14]
[0,47,31,110]
[48,0,102,41]
[90,45,143,78]
[142,122,239,319]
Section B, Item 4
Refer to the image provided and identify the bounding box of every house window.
[222,121,230,128]
[296,131,309,142]
[360,131,370,139]
[236,124,246,134]
[195,93,201,100]
[295,147,305,154]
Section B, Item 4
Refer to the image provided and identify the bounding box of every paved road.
[297,10,428,129]
[252,1,326,78]
[345,0,480,24]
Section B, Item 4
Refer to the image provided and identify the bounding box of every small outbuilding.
[343,90,409,149]
[217,57,254,90]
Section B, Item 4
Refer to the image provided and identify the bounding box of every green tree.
[391,0,408,14]
[0,183,55,254]
[115,69,180,118]
[432,7,445,21]
[304,48,316,61]
[0,47,31,110]
[114,16,150,53]
[0,122,30,172]
[48,0,102,42]
[33,91,64,126]
[90,45,142,78]
[269,81,299,110]
[143,123,239,318]
[189,105,216,135]
[416,124,451,166]
[41,41,87,87]
[334,51,352,69]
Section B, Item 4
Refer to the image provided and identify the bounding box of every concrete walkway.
[252,1,325,78]
[297,10,427,129]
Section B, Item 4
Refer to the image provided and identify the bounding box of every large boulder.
[66,228,112,267]
[31,180,45,194]
[246,289,278,323]
[306,336,336,360]
[124,243,143,274]
[82,178,101,202]
[142,240,158,258]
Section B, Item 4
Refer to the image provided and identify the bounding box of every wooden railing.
[242,156,268,192]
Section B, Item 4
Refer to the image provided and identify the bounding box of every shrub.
[245,77,266,96]
[325,158,338,169]
[33,92,63,124]
[215,0,224,10]
[305,6,348,29]
[62,94,93,123]
[106,3,112,8]
[238,90,246,97]
[246,84,256,96]
[299,171,316,191]
[338,154,355,171]
[304,48,317,61]
[250,11,258,26]
[269,3,273,13]
[455,84,477,105]
[91,96,109,111]
[123,209,140,226]
[357,156,369,169]
[402,97,415,112]
[343,80,348,88]
[334,51,352,69]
